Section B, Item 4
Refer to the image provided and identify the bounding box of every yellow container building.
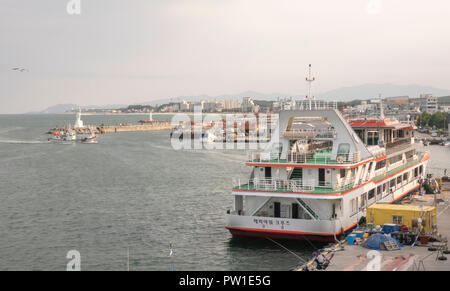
[366,204,437,233]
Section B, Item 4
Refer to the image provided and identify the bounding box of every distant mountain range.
[142,84,450,105]
[33,83,450,113]
[28,103,128,114]
[317,83,450,101]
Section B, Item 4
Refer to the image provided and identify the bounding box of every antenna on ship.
[305,64,315,110]
[379,94,384,119]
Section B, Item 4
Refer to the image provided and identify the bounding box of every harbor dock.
[296,181,450,271]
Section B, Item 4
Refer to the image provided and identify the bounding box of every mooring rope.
[265,237,307,264]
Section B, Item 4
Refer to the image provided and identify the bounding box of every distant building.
[180,100,190,111]
[222,99,241,110]
[242,97,256,112]
[272,101,281,113]
[356,101,375,113]
[420,94,438,113]
[203,100,223,112]
[441,106,450,113]
[279,97,297,111]
[190,101,204,111]
[169,102,180,112]
[384,96,409,105]
[447,114,450,135]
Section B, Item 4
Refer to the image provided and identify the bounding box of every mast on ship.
[305,64,315,110]
[379,94,385,119]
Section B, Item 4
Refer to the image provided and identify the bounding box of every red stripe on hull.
[226,223,357,242]
[228,228,339,242]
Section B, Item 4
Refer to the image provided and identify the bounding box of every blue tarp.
[363,233,402,250]
[381,224,401,234]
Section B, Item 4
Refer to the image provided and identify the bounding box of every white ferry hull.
[226,166,425,242]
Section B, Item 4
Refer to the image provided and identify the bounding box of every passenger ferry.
[225,101,429,242]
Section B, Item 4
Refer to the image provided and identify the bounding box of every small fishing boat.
[49,131,77,143]
[80,133,98,144]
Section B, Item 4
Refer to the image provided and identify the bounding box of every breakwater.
[48,121,174,134]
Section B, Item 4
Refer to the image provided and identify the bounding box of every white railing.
[283,129,337,139]
[247,150,361,164]
[247,152,281,162]
[293,100,338,110]
[233,178,316,192]
[287,151,360,164]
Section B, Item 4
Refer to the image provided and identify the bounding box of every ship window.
[360,193,367,209]
[368,189,375,200]
[414,167,418,178]
[419,165,423,174]
[389,155,402,164]
[350,197,358,215]
[337,143,350,154]
[390,179,396,190]
[375,160,386,170]
[403,173,408,183]
[340,169,346,178]
[368,131,379,146]
[383,183,389,197]
[392,215,403,225]
[376,186,382,200]
[354,130,364,143]
[397,176,402,185]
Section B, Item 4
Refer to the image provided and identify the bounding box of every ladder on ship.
[290,168,303,179]
[296,199,319,220]
[289,168,319,219]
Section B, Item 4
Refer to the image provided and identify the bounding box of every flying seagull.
[12,68,28,72]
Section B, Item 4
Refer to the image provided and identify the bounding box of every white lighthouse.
[74,108,84,128]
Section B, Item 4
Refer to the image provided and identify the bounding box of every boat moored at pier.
[225,102,429,242]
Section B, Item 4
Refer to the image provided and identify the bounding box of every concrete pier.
[48,121,174,135]
[297,182,450,271]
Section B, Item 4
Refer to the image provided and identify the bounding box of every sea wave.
[0,139,49,144]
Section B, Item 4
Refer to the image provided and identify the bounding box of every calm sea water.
[0,114,319,271]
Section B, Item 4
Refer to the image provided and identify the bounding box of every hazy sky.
[1,0,450,113]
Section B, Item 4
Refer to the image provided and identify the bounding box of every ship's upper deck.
[248,107,374,167]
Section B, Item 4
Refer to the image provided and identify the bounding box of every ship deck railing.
[232,178,355,194]
[235,154,425,195]
[282,129,337,140]
[292,100,338,110]
[247,150,361,165]
[372,156,421,183]
[385,138,414,155]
